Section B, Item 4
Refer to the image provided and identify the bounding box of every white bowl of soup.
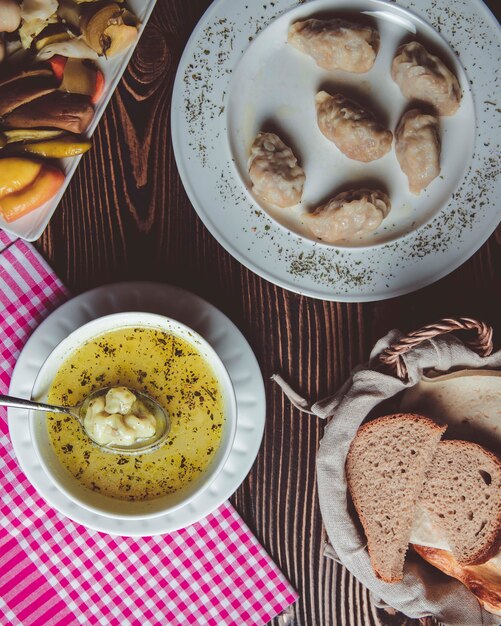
[29,312,237,520]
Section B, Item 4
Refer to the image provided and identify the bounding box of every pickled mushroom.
[58,0,139,57]
[0,0,21,33]
[18,0,59,49]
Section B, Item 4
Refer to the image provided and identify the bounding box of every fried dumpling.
[315,91,392,162]
[304,189,390,243]
[288,18,379,73]
[391,42,461,116]
[248,132,305,208]
[395,109,441,194]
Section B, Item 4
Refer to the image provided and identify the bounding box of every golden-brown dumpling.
[391,42,461,116]
[288,18,379,73]
[248,132,305,208]
[304,189,391,243]
[395,109,441,194]
[315,91,393,162]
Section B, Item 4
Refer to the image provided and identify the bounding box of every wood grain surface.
[36,1,501,625]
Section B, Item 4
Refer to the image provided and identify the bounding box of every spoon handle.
[0,394,71,415]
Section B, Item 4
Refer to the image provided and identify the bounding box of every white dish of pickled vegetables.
[0,0,157,242]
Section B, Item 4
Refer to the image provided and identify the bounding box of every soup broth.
[47,327,225,501]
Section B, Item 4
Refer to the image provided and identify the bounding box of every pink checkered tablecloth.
[0,229,16,253]
[0,237,298,626]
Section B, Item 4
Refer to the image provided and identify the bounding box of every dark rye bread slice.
[420,440,501,565]
[346,413,446,582]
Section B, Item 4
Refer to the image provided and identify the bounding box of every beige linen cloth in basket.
[273,330,501,626]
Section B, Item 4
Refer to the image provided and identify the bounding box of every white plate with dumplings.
[172,0,501,301]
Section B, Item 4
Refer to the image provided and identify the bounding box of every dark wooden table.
[36,2,501,625]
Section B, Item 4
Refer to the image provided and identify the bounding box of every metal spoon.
[1,387,171,455]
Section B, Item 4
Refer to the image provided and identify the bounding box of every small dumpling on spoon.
[248,132,305,208]
[304,189,391,244]
[288,18,379,73]
[316,91,393,162]
[395,109,441,195]
[391,41,461,116]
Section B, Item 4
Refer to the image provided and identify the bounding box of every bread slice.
[412,544,501,617]
[346,413,446,582]
[420,440,501,565]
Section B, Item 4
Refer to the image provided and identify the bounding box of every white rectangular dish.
[0,0,157,242]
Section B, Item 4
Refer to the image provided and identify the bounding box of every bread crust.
[346,413,447,582]
[352,412,447,439]
[412,544,501,617]
[425,440,501,566]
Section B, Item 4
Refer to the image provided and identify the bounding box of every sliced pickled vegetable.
[0,66,55,90]
[20,136,92,158]
[0,157,42,199]
[4,92,95,134]
[85,5,127,55]
[35,29,72,52]
[59,57,104,103]
[104,23,137,57]
[2,129,65,143]
[0,75,58,116]
[19,14,59,50]
[92,67,105,103]
[58,1,138,57]
[37,36,98,60]
[0,65,62,117]
[0,164,65,222]
[48,54,67,81]
[56,0,82,30]
[20,0,58,23]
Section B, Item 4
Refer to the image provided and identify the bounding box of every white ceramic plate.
[8,282,266,535]
[171,0,501,301]
[0,0,157,243]
[227,2,474,248]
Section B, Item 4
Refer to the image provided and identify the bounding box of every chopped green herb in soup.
[47,328,224,501]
